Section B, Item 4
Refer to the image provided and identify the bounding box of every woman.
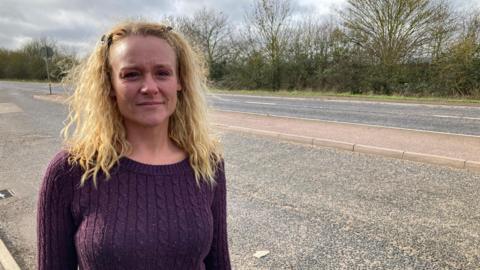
[37,21,231,270]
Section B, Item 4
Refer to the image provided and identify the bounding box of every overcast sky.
[0,0,478,56]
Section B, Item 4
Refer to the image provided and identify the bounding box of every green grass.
[211,88,480,106]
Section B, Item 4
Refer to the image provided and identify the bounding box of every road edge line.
[214,109,480,139]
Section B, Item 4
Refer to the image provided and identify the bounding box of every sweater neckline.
[118,156,191,175]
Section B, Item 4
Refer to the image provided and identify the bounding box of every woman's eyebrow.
[119,63,174,69]
[153,64,174,69]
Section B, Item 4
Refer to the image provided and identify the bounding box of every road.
[2,81,480,136]
[210,94,480,136]
[0,83,479,269]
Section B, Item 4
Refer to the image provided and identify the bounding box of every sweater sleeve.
[37,151,78,270]
[204,160,232,270]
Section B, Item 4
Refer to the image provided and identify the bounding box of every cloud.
[0,0,475,56]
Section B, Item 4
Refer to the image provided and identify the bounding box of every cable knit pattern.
[37,151,231,270]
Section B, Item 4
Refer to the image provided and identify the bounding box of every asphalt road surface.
[0,83,479,269]
[210,94,480,137]
[1,81,480,136]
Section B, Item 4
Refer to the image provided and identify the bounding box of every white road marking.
[245,101,277,105]
[215,109,480,139]
[433,115,480,121]
[325,99,480,110]
[214,97,320,109]
[0,103,22,114]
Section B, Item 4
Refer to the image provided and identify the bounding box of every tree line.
[1,0,479,98]
[0,38,76,82]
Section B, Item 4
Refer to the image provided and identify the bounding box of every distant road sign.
[42,46,54,59]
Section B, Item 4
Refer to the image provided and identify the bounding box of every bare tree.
[459,10,480,42]
[427,2,456,61]
[245,0,293,90]
[175,8,230,79]
[287,17,337,89]
[341,0,449,66]
[435,10,480,96]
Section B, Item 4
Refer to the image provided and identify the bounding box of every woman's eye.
[156,71,171,77]
[121,72,140,80]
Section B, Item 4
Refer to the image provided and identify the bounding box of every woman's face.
[109,35,182,130]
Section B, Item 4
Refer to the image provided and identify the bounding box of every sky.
[0,0,478,56]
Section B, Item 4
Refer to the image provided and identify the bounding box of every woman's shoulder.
[43,150,81,186]
[46,150,73,171]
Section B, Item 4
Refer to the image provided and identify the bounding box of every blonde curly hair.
[62,20,222,188]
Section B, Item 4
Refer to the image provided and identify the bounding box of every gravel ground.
[0,87,479,269]
[222,132,480,269]
[1,129,479,270]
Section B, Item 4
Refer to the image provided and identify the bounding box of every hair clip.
[100,34,113,47]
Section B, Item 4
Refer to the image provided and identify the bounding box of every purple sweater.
[37,151,231,270]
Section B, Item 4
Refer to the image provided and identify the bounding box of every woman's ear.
[109,88,116,100]
[177,80,182,92]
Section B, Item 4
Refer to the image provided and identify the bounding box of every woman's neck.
[124,122,186,165]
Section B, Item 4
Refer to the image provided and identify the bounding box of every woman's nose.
[140,73,159,95]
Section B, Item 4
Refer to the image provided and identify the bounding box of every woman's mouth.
[137,101,165,106]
